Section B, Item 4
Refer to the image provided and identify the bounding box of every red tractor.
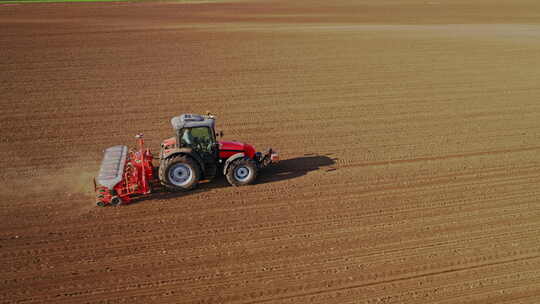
[94,114,279,206]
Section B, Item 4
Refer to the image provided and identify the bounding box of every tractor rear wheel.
[226,158,258,186]
[159,155,200,191]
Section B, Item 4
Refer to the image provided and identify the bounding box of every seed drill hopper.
[94,134,155,206]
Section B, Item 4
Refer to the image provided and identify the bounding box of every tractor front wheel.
[159,155,200,191]
[226,158,258,186]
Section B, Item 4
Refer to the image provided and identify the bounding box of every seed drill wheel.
[226,158,258,186]
[111,196,122,206]
[96,201,106,207]
[159,155,200,191]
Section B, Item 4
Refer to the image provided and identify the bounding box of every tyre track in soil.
[2,190,536,302]
[10,226,539,292]
[1,154,540,302]
[2,187,537,257]
[3,165,538,265]
[2,0,540,303]
[8,252,540,303]
[3,199,538,277]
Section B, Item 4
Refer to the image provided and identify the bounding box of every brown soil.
[1,0,540,303]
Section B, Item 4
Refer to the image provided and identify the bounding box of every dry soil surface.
[1,0,540,303]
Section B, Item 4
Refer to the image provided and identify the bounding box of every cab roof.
[171,114,215,130]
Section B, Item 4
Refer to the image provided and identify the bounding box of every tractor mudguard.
[161,147,193,160]
[223,152,245,175]
[161,147,205,173]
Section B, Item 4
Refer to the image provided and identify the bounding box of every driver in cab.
[181,129,195,147]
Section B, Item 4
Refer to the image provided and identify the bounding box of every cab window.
[180,127,214,152]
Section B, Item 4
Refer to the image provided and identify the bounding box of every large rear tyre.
[159,155,200,191]
[226,158,258,186]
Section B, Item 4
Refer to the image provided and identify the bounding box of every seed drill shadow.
[130,154,336,204]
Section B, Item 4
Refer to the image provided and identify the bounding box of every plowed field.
[1,0,540,303]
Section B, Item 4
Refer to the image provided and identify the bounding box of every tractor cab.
[168,114,219,179]
[172,114,217,155]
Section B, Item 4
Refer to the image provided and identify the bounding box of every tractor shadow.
[131,154,336,204]
[257,154,337,184]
